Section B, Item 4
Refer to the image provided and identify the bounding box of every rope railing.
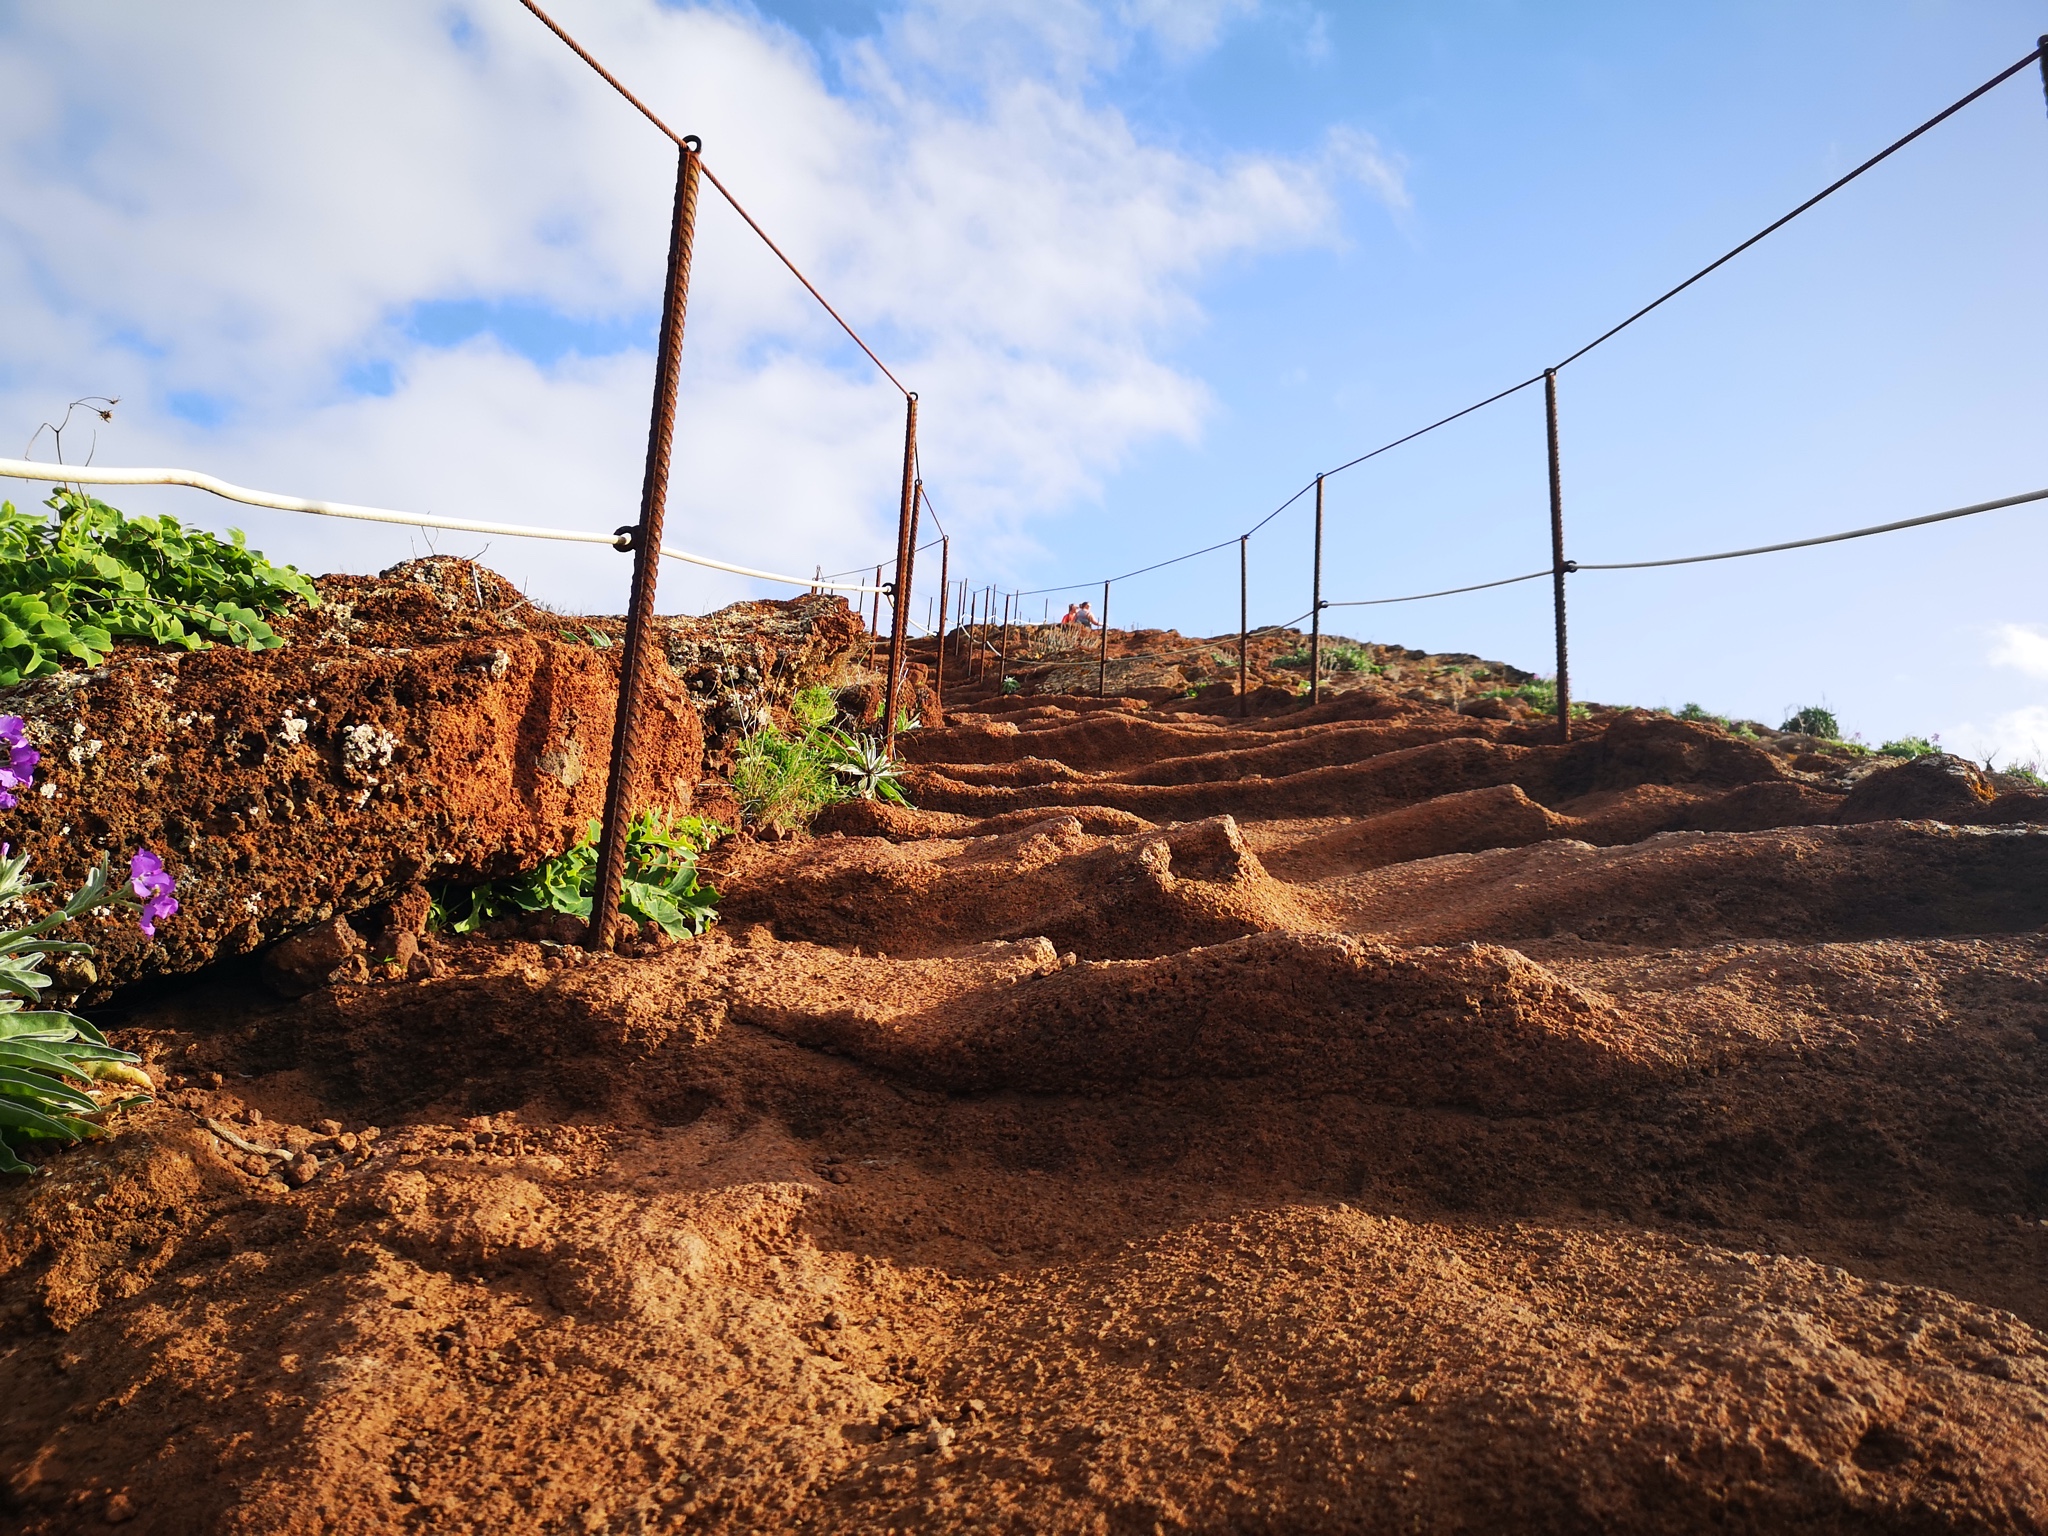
[1319,484,2048,607]
[991,40,2048,625]
[0,457,890,595]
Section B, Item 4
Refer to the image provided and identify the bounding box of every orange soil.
[6,660,2048,1533]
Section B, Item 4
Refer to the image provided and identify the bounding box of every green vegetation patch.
[1878,736,1939,759]
[1480,680,1590,720]
[0,489,319,686]
[434,811,722,942]
[1273,641,1380,674]
[730,684,909,835]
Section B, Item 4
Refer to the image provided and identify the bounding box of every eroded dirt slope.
[7,664,2048,1534]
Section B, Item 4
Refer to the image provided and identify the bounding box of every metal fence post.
[1238,535,1249,717]
[871,567,883,643]
[881,399,920,754]
[1097,580,1110,697]
[589,135,701,953]
[998,592,1013,690]
[932,536,949,718]
[2040,35,2047,112]
[1310,472,1325,704]
[1544,368,1573,743]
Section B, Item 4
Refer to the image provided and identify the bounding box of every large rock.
[1835,753,1995,825]
[0,559,862,1001]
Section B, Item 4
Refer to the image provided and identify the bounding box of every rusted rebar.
[881,397,920,753]
[589,136,701,952]
[998,592,1012,690]
[932,537,949,719]
[1238,535,1248,717]
[1097,580,1110,697]
[1545,368,1572,744]
[1310,473,1325,705]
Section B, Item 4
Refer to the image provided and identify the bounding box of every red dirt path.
[6,643,2048,1533]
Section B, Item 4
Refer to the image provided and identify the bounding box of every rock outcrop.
[0,559,864,999]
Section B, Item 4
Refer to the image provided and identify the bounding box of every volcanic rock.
[0,559,863,1000]
[1835,752,1996,824]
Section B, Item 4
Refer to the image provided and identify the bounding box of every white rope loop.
[0,457,887,596]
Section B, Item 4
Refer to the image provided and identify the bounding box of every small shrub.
[0,490,319,686]
[1272,641,1379,674]
[1000,677,1020,696]
[435,811,721,941]
[818,729,906,805]
[788,684,836,733]
[1781,705,1840,740]
[732,726,841,835]
[1479,681,1590,720]
[1878,736,1939,759]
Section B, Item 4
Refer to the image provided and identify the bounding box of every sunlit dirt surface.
[7,674,2048,1534]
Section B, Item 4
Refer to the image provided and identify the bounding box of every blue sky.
[1,1,2044,756]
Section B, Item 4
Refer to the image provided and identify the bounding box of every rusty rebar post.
[998,592,1012,690]
[1097,580,1110,697]
[1310,472,1325,705]
[1238,535,1248,717]
[589,135,701,953]
[871,567,883,646]
[1545,368,1573,743]
[932,536,949,719]
[881,398,920,753]
[2040,35,2047,113]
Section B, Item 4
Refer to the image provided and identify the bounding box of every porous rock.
[0,559,864,1000]
[1836,752,1995,825]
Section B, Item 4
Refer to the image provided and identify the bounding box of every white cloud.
[1989,622,2048,680]
[0,0,1382,613]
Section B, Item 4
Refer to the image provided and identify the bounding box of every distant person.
[1060,603,1079,626]
[1075,602,1098,630]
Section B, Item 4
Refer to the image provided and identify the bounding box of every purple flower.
[129,848,178,939]
[0,716,38,810]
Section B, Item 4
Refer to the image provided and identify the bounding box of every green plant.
[1479,681,1590,720]
[1781,705,1840,740]
[731,725,843,834]
[0,716,178,1174]
[435,812,720,941]
[819,729,907,804]
[1322,642,1379,674]
[1000,677,1020,696]
[2007,760,2047,789]
[1879,736,1939,759]
[788,684,837,732]
[0,490,319,686]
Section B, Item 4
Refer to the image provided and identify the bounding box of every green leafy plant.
[729,685,914,832]
[789,684,837,733]
[0,855,166,1174]
[1781,705,1841,740]
[1479,681,1590,720]
[732,726,844,834]
[435,812,721,942]
[819,729,907,804]
[1273,642,1379,675]
[0,712,179,1173]
[0,489,319,686]
[1323,642,1380,674]
[1879,735,1939,759]
[1000,677,1021,696]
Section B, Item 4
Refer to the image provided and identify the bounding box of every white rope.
[0,457,887,595]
